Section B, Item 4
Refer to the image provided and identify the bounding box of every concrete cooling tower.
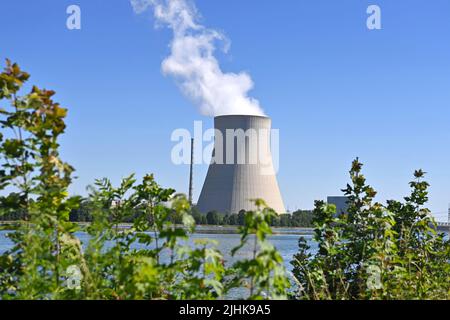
[196,115,285,214]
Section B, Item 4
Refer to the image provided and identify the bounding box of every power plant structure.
[196,115,285,215]
[327,196,350,216]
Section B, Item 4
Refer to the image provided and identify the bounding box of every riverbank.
[195,225,314,235]
[0,221,314,235]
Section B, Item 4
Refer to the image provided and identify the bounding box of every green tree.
[228,214,238,226]
[291,210,313,227]
[0,60,81,299]
[279,214,292,227]
[190,206,204,225]
[206,211,220,225]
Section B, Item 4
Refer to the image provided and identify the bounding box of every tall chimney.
[188,138,194,205]
[196,115,285,214]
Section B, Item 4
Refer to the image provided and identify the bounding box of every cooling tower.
[197,115,285,214]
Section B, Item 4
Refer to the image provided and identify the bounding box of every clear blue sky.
[1,0,449,220]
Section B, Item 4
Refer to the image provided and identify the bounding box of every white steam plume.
[130,0,265,117]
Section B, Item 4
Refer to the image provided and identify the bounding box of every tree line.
[68,205,313,227]
[192,209,313,227]
[1,200,314,228]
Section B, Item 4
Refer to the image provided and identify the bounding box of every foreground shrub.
[291,159,450,300]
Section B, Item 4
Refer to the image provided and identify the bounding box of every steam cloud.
[130,0,265,117]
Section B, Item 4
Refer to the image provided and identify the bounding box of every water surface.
[0,229,316,271]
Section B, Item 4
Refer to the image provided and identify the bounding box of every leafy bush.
[291,159,450,300]
[229,199,290,299]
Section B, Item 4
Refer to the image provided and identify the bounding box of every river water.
[0,229,317,271]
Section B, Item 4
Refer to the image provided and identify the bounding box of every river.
[0,228,317,271]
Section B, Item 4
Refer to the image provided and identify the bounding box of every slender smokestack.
[188,138,194,205]
[197,115,285,214]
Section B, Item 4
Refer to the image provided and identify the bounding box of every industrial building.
[327,196,350,215]
[196,115,285,214]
